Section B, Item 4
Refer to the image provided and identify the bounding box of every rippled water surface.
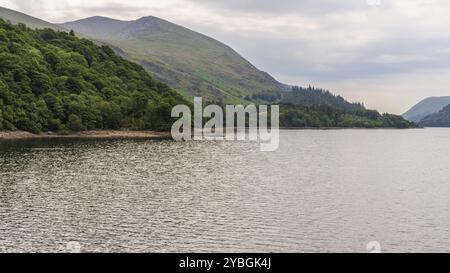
[1,129,450,253]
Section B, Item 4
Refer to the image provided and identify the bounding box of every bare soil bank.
[1,127,423,141]
[0,131,172,141]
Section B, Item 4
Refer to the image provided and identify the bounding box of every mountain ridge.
[419,104,450,127]
[403,96,450,122]
[62,15,286,104]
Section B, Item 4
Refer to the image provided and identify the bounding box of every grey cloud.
[76,3,144,15]
[185,0,369,15]
[180,0,450,86]
[8,0,47,14]
[65,3,149,22]
[197,21,450,86]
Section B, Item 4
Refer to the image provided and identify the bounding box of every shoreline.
[280,127,423,130]
[0,131,172,141]
[1,127,426,141]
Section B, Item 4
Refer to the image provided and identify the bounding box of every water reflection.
[0,130,449,253]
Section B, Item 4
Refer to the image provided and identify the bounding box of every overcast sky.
[2,0,450,113]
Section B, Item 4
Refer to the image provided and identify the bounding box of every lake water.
[0,129,449,253]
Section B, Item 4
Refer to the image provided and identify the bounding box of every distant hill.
[419,105,450,127]
[0,6,65,31]
[403,96,450,122]
[62,16,286,104]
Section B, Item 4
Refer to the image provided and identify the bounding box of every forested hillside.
[419,105,450,127]
[250,85,364,111]
[403,96,450,122]
[0,19,187,133]
[280,104,417,128]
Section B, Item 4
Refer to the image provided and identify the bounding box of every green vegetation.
[250,85,364,111]
[250,86,416,128]
[0,19,187,133]
[280,104,417,128]
[284,86,364,110]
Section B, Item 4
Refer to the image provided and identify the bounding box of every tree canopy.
[0,20,187,133]
[279,104,417,128]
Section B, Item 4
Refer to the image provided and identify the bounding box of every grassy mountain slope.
[403,96,450,122]
[0,19,186,133]
[419,105,450,127]
[0,6,65,31]
[62,16,286,104]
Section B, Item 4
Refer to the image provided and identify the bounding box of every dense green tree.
[0,29,8,43]
[0,104,3,130]
[285,86,365,111]
[67,114,83,132]
[30,71,52,95]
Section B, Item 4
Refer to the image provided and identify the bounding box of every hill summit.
[62,16,285,104]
